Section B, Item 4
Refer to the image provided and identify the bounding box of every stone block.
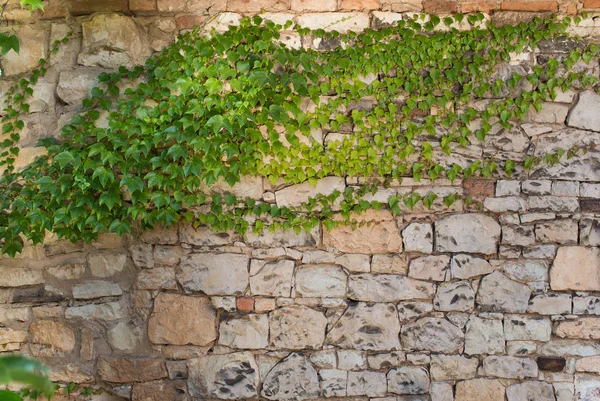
[430,354,479,381]
[295,264,347,297]
[348,274,435,302]
[535,219,578,244]
[435,214,501,255]
[269,305,327,349]
[347,370,387,396]
[1,25,47,76]
[291,0,337,11]
[504,315,551,341]
[218,314,269,349]
[476,271,531,313]
[262,353,319,400]
[401,317,463,353]
[402,222,433,253]
[465,316,505,355]
[408,255,450,281]
[551,246,600,291]
[455,378,505,401]
[98,357,166,383]
[295,12,370,32]
[30,320,75,353]
[177,253,249,295]
[434,281,475,312]
[567,90,600,132]
[73,281,123,299]
[387,366,430,395]
[555,318,600,339]
[483,356,538,379]
[250,259,294,297]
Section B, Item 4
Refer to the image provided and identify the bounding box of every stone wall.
[2,1,600,401]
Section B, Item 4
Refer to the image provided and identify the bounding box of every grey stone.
[387,366,430,395]
[319,369,347,397]
[496,180,521,196]
[397,301,434,323]
[295,264,347,297]
[65,302,125,320]
[72,281,122,299]
[88,252,127,277]
[347,370,387,397]
[348,274,435,302]
[403,222,433,253]
[328,303,401,351]
[261,353,319,400]
[430,354,479,381]
[476,271,531,313]
[528,293,572,315]
[269,306,327,350]
[573,296,600,315]
[188,352,259,400]
[401,317,463,353]
[436,214,501,255]
[465,316,505,355]
[250,259,294,297]
[177,253,249,295]
[502,225,535,246]
[500,260,549,282]
[451,254,494,279]
[483,356,538,379]
[434,281,475,312]
[567,90,600,132]
[507,381,557,401]
[522,180,552,195]
[504,315,551,341]
[575,373,600,401]
[408,255,450,282]
[484,197,527,212]
[580,219,600,246]
[218,314,269,349]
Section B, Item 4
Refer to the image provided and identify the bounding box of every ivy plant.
[0,355,57,401]
[0,1,45,60]
[0,14,599,256]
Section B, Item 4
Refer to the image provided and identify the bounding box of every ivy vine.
[0,14,599,257]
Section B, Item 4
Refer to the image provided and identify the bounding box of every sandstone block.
[348,274,435,302]
[295,12,370,32]
[401,317,463,353]
[555,318,600,340]
[335,254,370,272]
[88,252,127,277]
[132,380,187,401]
[435,214,501,254]
[276,177,345,208]
[371,254,408,274]
[135,268,178,290]
[295,264,347,297]
[535,219,578,244]
[455,378,505,401]
[576,356,600,373]
[177,253,249,295]
[148,293,216,346]
[430,354,479,381]
[1,25,47,76]
[291,0,337,11]
[56,68,102,105]
[30,320,75,353]
[98,357,166,383]
[551,247,600,291]
[261,353,319,400]
[328,303,401,350]
[0,266,44,287]
[269,305,327,349]
[78,14,152,68]
[188,352,259,400]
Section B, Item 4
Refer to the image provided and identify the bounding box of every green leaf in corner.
[20,0,44,11]
[0,390,22,401]
[0,33,19,55]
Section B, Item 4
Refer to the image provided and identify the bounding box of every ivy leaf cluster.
[0,14,598,256]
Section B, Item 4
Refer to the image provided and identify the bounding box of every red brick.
[500,1,558,11]
[340,0,382,10]
[464,179,495,199]
[236,297,255,312]
[227,0,291,12]
[583,0,600,8]
[423,0,458,12]
[461,1,497,12]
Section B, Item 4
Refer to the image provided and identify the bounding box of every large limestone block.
[188,352,259,400]
[409,255,450,281]
[1,25,47,76]
[576,373,600,401]
[465,316,505,355]
[218,314,269,349]
[177,253,249,295]
[327,303,401,350]
[348,274,435,302]
[275,177,345,208]
[436,214,501,254]
[434,281,475,312]
[261,353,319,400]
[78,14,151,68]
[555,318,600,340]
[244,224,320,247]
[56,68,103,105]
[505,315,551,341]
[551,247,600,291]
[269,306,327,349]
[250,259,294,297]
[323,210,402,254]
[401,317,464,353]
[98,357,167,383]
[476,271,531,313]
[148,293,216,346]
[0,266,44,287]
[567,90,600,132]
[387,366,430,395]
[506,381,556,401]
[455,379,506,401]
[295,264,347,297]
[402,222,433,253]
[483,356,538,379]
[179,224,237,246]
[430,354,479,381]
[29,320,75,353]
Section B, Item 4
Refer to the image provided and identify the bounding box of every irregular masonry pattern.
[1,2,600,401]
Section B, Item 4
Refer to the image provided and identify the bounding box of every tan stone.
[555,318,600,340]
[228,0,291,12]
[132,380,187,401]
[0,266,44,287]
[148,293,217,346]
[50,365,93,384]
[324,210,402,254]
[29,320,75,352]
[576,356,600,373]
[88,252,128,277]
[551,247,600,291]
[177,253,249,295]
[97,357,167,383]
[269,305,327,349]
[0,328,27,344]
[1,25,47,76]
[291,0,337,11]
[455,379,505,401]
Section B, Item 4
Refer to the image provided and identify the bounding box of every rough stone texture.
[97,357,167,383]
[269,305,327,349]
[555,318,600,339]
[387,366,430,395]
[436,214,501,254]
[402,222,433,253]
[261,353,319,400]
[328,303,401,350]
[177,253,249,295]
[434,281,475,312]
[551,247,600,291]
[276,177,346,208]
[483,356,538,379]
[465,316,505,355]
[2,25,47,76]
[505,315,551,341]
[430,354,479,381]
[148,293,217,346]
[409,255,450,281]
[401,317,464,353]
[506,381,557,401]
[476,271,531,313]
[455,379,506,401]
[348,274,435,302]
[29,320,75,353]
[295,264,347,297]
[451,254,494,278]
[188,353,259,400]
[218,314,269,349]
[567,90,600,132]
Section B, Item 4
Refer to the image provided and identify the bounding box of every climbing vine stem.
[0,14,599,256]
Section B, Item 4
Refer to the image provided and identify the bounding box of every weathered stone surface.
[72,281,122,299]
[502,224,535,246]
[387,366,430,395]
[148,293,216,346]
[88,252,127,277]
[2,25,47,76]
[431,354,479,381]
[269,305,327,349]
[451,254,494,279]
[529,102,569,124]
[409,255,450,281]
[434,281,475,312]
[555,318,600,340]
[98,357,166,383]
[276,177,345,208]
[177,253,249,295]
[436,214,501,254]
[455,379,506,401]
[574,296,600,315]
[575,373,600,401]
[78,14,152,68]
[485,197,527,212]
[347,370,386,397]
[551,247,600,291]
[189,352,259,400]
[403,222,433,253]
[108,322,140,352]
[401,317,463,353]
[540,340,600,357]
[500,260,549,282]
[30,320,75,353]
[132,380,187,401]
[295,12,370,32]
[295,264,347,297]
[371,254,408,274]
[136,268,178,290]
[348,274,435,302]
[397,301,434,322]
[506,381,556,401]
[483,356,538,379]
[536,220,578,244]
[505,315,551,341]
[324,210,402,254]
[528,293,572,315]
[477,271,531,313]
[0,266,44,287]
[128,244,154,268]
[567,90,600,132]
[179,225,236,246]
[334,254,370,272]
[328,303,401,350]
[337,349,366,370]
[576,356,600,373]
[245,225,320,247]
[250,259,294,297]
[319,369,347,397]
[218,314,269,349]
[465,316,505,355]
[261,353,319,400]
[65,302,125,320]
[56,68,102,105]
